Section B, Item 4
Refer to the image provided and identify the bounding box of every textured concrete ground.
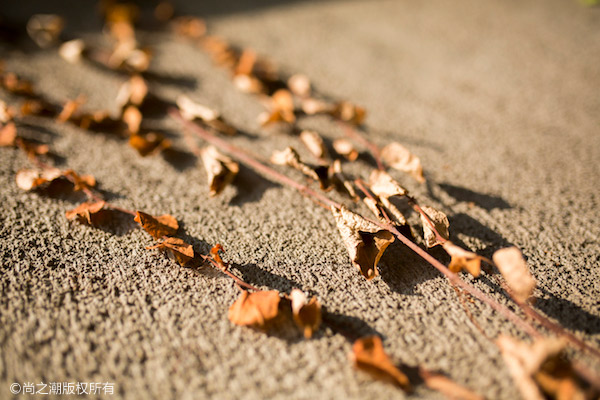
[1,0,599,399]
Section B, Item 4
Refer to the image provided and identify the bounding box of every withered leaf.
[299,130,328,160]
[1,72,34,95]
[16,137,50,159]
[332,206,395,280]
[271,147,330,190]
[289,289,321,339]
[442,241,482,277]
[200,146,239,196]
[233,74,264,94]
[496,336,584,400]
[369,170,409,226]
[134,211,179,239]
[0,122,17,146]
[59,39,85,63]
[332,138,359,161]
[15,168,62,191]
[259,89,295,125]
[123,105,142,134]
[380,142,425,183]
[287,74,311,97]
[148,237,194,266]
[419,368,483,400]
[176,96,236,135]
[26,14,64,48]
[20,99,57,117]
[65,201,109,226]
[493,247,536,303]
[228,290,281,329]
[62,169,96,191]
[234,49,257,76]
[116,75,148,109]
[420,206,449,248]
[331,159,357,200]
[129,132,171,157]
[0,100,15,123]
[330,101,366,125]
[56,97,85,123]
[351,336,411,390]
[172,16,206,39]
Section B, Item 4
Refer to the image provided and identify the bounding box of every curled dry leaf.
[57,97,85,123]
[301,97,333,116]
[332,138,359,161]
[496,336,585,400]
[331,206,395,280]
[15,168,62,191]
[331,159,357,200]
[1,72,34,95]
[259,89,295,126]
[287,74,311,97]
[234,49,257,76]
[148,237,194,266]
[62,169,96,191]
[173,16,206,39]
[26,14,64,48]
[59,39,85,63]
[176,95,236,135]
[116,75,148,109]
[228,290,281,329]
[129,132,171,157]
[299,130,328,160]
[65,201,108,226]
[123,106,142,134]
[289,289,321,339]
[493,247,536,303]
[20,99,57,117]
[369,170,408,226]
[351,336,411,391]
[420,206,449,248]
[380,142,425,183]
[419,368,483,400]
[233,74,264,94]
[200,146,239,196]
[271,147,330,190]
[442,241,482,277]
[0,122,17,146]
[330,101,366,125]
[16,138,50,159]
[134,211,179,239]
[0,100,16,123]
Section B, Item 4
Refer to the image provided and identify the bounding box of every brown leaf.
[330,101,366,125]
[289,289,321,339]
[128,132,171,157]
[15,168,62,191]
[419,368,483,400]
[332,206,395,280]
[299,130,328,160]
[0,100,16,123]
[493,247,536,302]
[369,170,409,226]
[65,201,109,226]
[380,142,425,183]
[234,49,257,76]
[123,105,142,134]
[442,241,482,277]
[351,336,411,390]
[148,237,194,266]
[271,147,330,190]
[1,72,34,95]
[177,95,219,122]
[228,290,281,329]
[332,138,359,161]
[134,211,179,239]
[287,74,311,97]
[26,14,64,48]
[420,206,449,248]
[115,75,148,109]
[20,99,57,117]
[233,74,264,94]
[331,159,357,200]
[0,122,17,147]
[56,97,85,123]
[62,169,96,191]
[262,89,295,125]
[16,137,50,159]
[496,336,585,400]
[59,39,85,63]
[172,16,206,39]
[200,146,239,196]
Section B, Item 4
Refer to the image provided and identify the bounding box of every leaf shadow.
[161,147,198,172]
[229,163,280,206]
[233,262,302,293]
[321,309,382,342]
[438,183,511,211]
[447,213,513,251]
[533,289,600,334]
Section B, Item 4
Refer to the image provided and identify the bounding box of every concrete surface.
[1,0,599,399]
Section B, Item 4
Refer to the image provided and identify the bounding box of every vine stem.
[171,109,544,338]
[339,122,385,170]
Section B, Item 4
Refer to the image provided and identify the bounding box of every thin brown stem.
[200,254,259,292]
[339,122,385,170]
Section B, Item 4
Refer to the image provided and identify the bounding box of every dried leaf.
[496,336,584,400]
[1,72,34,95]
[134,211,179,239]
[148,237,194,266]
[0,100,16,123]
[271,147,330,190]
[259,89,295,125]
[57,97,85,123]
[380,142,425,183]
[493,247,536,302]
[351,336,411,390]
[299,130,328,159]
[15,168,62,191]
[16,138,50,159]
[177,95,219,122]
[128,132,171,156]
[330,101,366,125]
[332,138,359,161]
[331,159,357,199]
[173,16,206,39]
[65,201,108,226]
[368,170,408,226]
[442,241,482,277]
[62,169,96,191]
[234,49,257,76]
[123,105,142,134]
[233,74,264,94]
[116,75,148,109]
[228,290,281,329]
[287,74,311,97]
[289,289,321,338]
[200,146,239,196]
[0,122,17,146]
[420,206,449,248]
[59,39,85,63]
[420,368,483,400]
[20,99,57,117]
[332,206,395,279]
[26,14,64,48]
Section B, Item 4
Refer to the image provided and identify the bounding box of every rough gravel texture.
[1,1,599,399]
